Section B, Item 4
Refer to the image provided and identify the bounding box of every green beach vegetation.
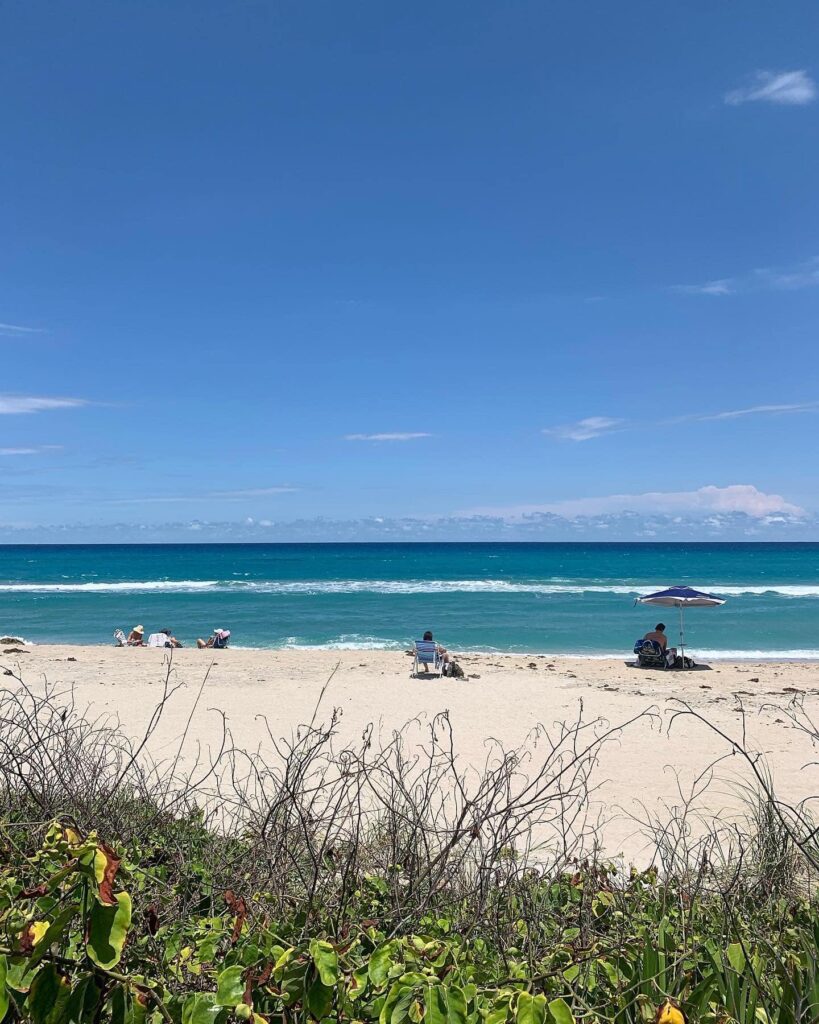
[1,668,819,1024]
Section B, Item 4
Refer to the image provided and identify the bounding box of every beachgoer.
[420,630,451,671]
[127,625,145,646]
[161,629,182,648]
[197,628,230,650]
[644,623,677,666]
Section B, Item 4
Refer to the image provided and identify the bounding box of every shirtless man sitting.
[643,623,677,666]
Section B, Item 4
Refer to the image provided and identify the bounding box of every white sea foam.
[0,578,817,597]
[0,580,219,593]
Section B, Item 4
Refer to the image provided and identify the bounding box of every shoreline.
[5,639,819,661]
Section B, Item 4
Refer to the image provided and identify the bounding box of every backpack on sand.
[443,661,465,679]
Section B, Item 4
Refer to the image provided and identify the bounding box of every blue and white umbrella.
[636,585,726,666]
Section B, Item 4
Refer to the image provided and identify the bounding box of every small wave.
[0,580,219,593]
[281,634,404,651]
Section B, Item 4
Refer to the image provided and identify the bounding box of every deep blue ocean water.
[0,543,817,657]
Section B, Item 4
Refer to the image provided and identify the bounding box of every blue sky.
[2,0,819,540]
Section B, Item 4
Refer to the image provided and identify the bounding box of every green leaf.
[182,993,222,1024]
[5,958,41,994]
[86,893,132,970]
[215,966,245,1008]
[380,983,407,1024]
[307,979,334,1020]
[425,984,447,1024]
[548,998,574,1024]
[64,976,100,1024]
[29,906,78,969]
[111,985,127,1024]
[0,955,8,1024]
[727,943,747,975]
[349,966,369,1001]
[390,988,415,1024]
[369,944,396,988]
[310,939,339,987]
[448,985,468,1024]
[516,993,546,1024]
[26,964,71,1024]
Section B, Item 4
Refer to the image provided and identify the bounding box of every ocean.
[0,542,817,658]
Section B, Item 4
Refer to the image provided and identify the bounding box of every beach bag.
[443,661,465,678]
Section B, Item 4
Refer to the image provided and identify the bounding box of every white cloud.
[344,432,431,442]
[543,417,624,442]
[674,279,734,296]
[0,395,87,415]
[0,322,45,337]
[466,484,804,520]
[108,486,299,504]
[725,70,817,106]
[754,257,819,290]
[676,257,819,297]
[0,445,63,456]
[687,401,819,423]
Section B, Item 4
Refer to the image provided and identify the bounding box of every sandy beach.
[3,644,818,861]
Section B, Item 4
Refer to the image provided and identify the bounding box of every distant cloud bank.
[1,485,813,542]
[725,70,817,106]
[464,483,804,520]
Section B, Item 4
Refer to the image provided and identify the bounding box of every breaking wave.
[0,578,818,597]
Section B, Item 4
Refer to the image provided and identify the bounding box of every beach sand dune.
[3,646,818,862]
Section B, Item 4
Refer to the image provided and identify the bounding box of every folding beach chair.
[412,639,443,677]
[633,638,673,669]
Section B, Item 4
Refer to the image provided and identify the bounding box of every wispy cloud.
[0,322,46,337]
[754,258,819,291]
[542,417,624,442]
[0,445,63,456]
[725,70,817,106]
[108,486,299,504]
[674,279,734,296]
[344,432,431,442]
[466,484,804,520]
[0,395,87,415]
[682,401,819,423]
[545,402,818,442]
[674,257,819,297]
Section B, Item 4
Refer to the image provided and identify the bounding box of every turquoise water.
[0,543,817,657]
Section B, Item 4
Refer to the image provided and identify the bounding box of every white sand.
[3,645,819,862]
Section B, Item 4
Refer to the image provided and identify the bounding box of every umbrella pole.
[679,604,685,669]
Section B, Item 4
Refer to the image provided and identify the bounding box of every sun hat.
[134,625,144,634]
[213,627,223,634]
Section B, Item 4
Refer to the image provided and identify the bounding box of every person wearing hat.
[197,627,230,650]
[126,625,145,646]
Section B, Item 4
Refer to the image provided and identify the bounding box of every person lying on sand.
[126,625,145,646]
[197,628,231,650]
[419,630,452,671]
[643,623,677,666]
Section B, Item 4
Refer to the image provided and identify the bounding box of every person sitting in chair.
[643,623,677,666]
[197,628,231,650]
[419,630,451,672]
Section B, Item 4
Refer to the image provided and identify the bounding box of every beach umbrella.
[636,585,726,667]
